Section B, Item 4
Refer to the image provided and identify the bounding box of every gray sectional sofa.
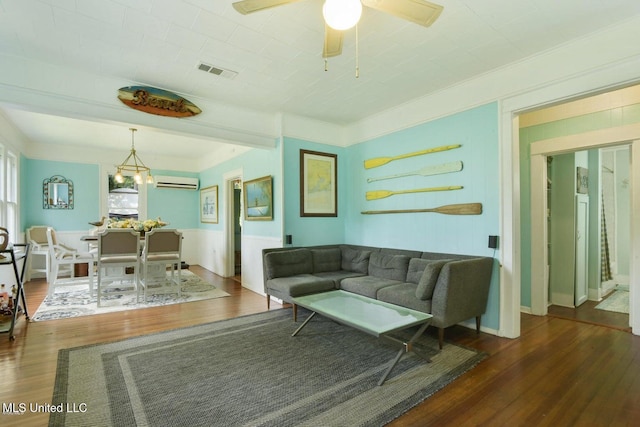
[262,244,494,349]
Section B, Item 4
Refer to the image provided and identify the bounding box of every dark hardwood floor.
[547,293,631,332]
[2,266,639,426]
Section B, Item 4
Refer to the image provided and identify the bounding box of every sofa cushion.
[368,252,410,281]
[377,283,432,313]
[311,248,342,273]
[264,249,313,279]
[266,274,335,298]
[312,270,366,287]
[341,247,371,274]
[340,276,402,299]
[415,260,448,300]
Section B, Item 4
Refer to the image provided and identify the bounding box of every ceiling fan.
[232,0,444,59]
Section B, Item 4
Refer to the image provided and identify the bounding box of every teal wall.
[22,159,99,231]
[19,105,502,330]
[346,103,501,329]
[199,140,282,238]
[282,137,347,247]
[519,103,640,307]
[346,103,500,254]
[147,169,199,229]
[21,160,200,231]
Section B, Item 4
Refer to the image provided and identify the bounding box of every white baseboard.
[550,292,574,308]
[520,306,533,314]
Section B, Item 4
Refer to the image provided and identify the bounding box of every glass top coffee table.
[291,290,433,386]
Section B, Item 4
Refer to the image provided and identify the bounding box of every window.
[108,174,139,220]
[0,144,4,228]
[0,144,18,239]
[6,152,17,238]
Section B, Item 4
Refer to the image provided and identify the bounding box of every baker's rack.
[0,243,30,340]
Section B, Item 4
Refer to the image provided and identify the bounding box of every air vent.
[197,62,238,79]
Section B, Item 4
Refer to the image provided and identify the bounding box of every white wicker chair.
[26,225,50,282]
[46,227,94,297]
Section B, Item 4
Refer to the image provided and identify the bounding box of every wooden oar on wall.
[362,203,483,215]
[366,185,462,201]
[367,161,463,183]
[364,144,461,169]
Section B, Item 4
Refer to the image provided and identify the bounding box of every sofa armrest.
[263,249,313,280]
[430,257,494,328]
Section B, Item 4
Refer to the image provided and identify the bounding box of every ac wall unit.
[154,175,199,190]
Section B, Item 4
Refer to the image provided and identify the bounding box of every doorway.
[529,135,637,332]
[545,148,630,329]
[546,152,590,309]
[223,169,243,280]
[233,179,242,277]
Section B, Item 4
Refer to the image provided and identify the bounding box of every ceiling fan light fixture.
[323,0,362,30]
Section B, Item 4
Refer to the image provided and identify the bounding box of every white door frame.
[575,193,589,307]
[529,124,640,333]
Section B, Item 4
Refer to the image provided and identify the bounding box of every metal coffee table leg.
[291,311,316,337]
[378,321,431,386]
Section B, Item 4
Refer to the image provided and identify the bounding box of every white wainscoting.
[196,228,226,275]
[177,229,199,267]
[196,229,282,296]
[16,228,281,298]
[240,234,282,296]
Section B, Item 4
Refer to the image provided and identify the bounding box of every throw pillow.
[406,258,434,284]
[341,247,371,274]
[415,260,448,300]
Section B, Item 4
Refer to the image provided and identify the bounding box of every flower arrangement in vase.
[107,217,168,234]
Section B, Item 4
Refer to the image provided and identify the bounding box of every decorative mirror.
[43,175,74,209]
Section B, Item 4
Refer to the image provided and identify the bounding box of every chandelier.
[114,128,153,185]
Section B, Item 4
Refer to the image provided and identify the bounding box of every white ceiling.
[2,0,640,159]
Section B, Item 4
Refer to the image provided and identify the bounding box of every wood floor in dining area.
[2,265,639,427]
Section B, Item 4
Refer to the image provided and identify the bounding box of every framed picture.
[576,167,588,194]
[244,175,273,221]
[300,149,337,217]
[200,185,218,223]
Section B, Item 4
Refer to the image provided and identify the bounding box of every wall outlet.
[488,235,499,249]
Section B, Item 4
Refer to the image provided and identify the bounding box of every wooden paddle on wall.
[367,160,463,183]
[365,185,462,200]
[364,144,461,169]
[361,203,482,215]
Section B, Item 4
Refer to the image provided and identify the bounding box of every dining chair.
[46,227,95,297]
[138,228,182,303]
[26,225,50,282]
[96,229,140,307]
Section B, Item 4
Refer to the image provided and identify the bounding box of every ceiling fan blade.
[323,25,343,58]
[361,0,443,27]
[232,0,302,15]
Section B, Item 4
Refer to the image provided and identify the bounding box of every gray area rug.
[51,309,486,426]
[33,270,230,321]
